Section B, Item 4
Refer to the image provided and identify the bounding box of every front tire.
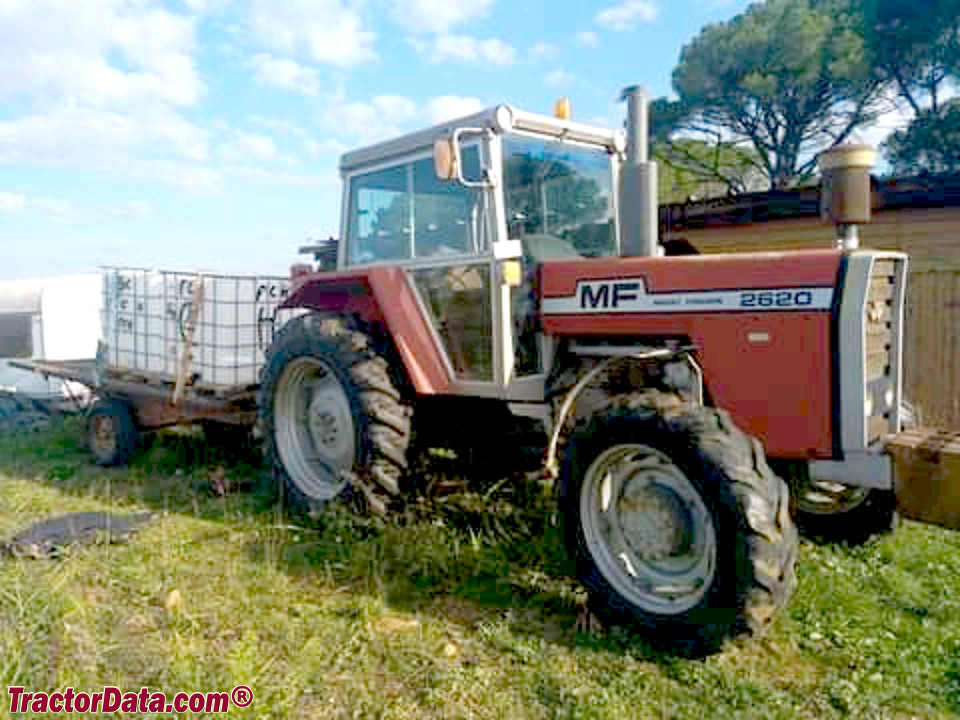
[562,393,797,653]
[258,315,412,516]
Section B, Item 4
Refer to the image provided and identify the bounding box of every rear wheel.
[86,397,138,466]
[791,473,897,545]
[258,315,412,515]
[563,393,797,653]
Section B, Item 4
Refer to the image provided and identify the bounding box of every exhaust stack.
[619,86,659,257]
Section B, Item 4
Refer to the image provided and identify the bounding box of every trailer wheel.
[562,392,797,653]
[86,398,138,466]
[258,315,412,516]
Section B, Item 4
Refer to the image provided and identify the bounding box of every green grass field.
[0,419,958,719]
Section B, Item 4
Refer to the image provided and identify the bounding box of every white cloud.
[220,132,280,163]
[0,191,74,218]
[0,1,214,193]
[136,161,223,194]
[574,31,599,47]
[390,0,494,34]
[249,0,376,68]
[30,198,73,218]
[0,108,217,192]
[0,192,27,213]
[528,42,557,61]
[425,96,484,124]
[321,95,419,144]
[317,94,486,145]
[109,200,153,219]
[416,34,516,66]
[305,138,349,159]
[545,69,575,88]
[180,0,229,14]
[229,166,334,188]
[251,54,321,97]
[0,0,204,109]
[595,0,658,31]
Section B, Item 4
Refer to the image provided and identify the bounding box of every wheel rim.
[579,444,716,615]
[91,415,118,456]
[796,479,869,515]
[273,357,356,502]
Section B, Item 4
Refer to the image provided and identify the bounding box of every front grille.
[864,259,899,443]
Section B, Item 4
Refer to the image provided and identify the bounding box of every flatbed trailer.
[7,265,293,464]
[10,358,258,428]
[10,357,259,464]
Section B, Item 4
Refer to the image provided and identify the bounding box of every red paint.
[281,267,451,394]
[541,249,843,298]
[541,250,844,459]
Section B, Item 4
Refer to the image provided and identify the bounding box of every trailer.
[13,268,297,464]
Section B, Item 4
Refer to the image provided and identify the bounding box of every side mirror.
[432,128,494,188]
[433,138,458,181]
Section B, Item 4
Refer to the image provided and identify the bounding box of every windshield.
[502,136,616,262]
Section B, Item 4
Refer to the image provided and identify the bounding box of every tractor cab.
[336,104,624,393]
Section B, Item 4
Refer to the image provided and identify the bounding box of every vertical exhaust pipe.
[619,85,659,257]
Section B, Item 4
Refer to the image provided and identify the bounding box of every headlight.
[865,394,874,416]
[884,387,895,409]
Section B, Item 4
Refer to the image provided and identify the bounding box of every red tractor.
[257,87,908,650]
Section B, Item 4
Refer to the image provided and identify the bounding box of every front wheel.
[562,393,797,653]
[258,315,412,516]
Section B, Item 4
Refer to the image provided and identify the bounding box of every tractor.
[257,87,908,650]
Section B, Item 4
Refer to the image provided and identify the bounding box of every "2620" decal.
[739,290,814,308]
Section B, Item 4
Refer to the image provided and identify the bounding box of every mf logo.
[579,279,645,310]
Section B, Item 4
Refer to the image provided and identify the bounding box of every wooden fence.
[905,269,960,429]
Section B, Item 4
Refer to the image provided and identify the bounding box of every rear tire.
[258,315,412,516]
[562,392,797,653]
[791,474,897,545]
[87,397,138,466]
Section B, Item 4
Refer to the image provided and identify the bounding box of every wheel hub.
[308,395,344,450]
[92,417,117,453]
[580,444,717,615]
[273,357,357,502]
[618,475,692,562]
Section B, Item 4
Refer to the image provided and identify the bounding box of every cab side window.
[347,147,485,265]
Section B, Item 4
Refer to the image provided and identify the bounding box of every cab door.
[342,141,503,392]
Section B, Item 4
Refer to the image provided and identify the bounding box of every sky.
[0,0,911,281]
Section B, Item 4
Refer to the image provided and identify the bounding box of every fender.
[279,266,452,394]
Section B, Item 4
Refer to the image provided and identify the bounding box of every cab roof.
[338,105,624,176]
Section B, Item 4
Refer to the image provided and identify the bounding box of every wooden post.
[172,274,204,407]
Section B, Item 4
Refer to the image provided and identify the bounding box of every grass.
[0,419,958,719]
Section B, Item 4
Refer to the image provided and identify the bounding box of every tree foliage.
[884,99,960,174]
[654,138,765,202]
[861,0,960,114]
[671,0,883,189]
[859,0,960,173]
